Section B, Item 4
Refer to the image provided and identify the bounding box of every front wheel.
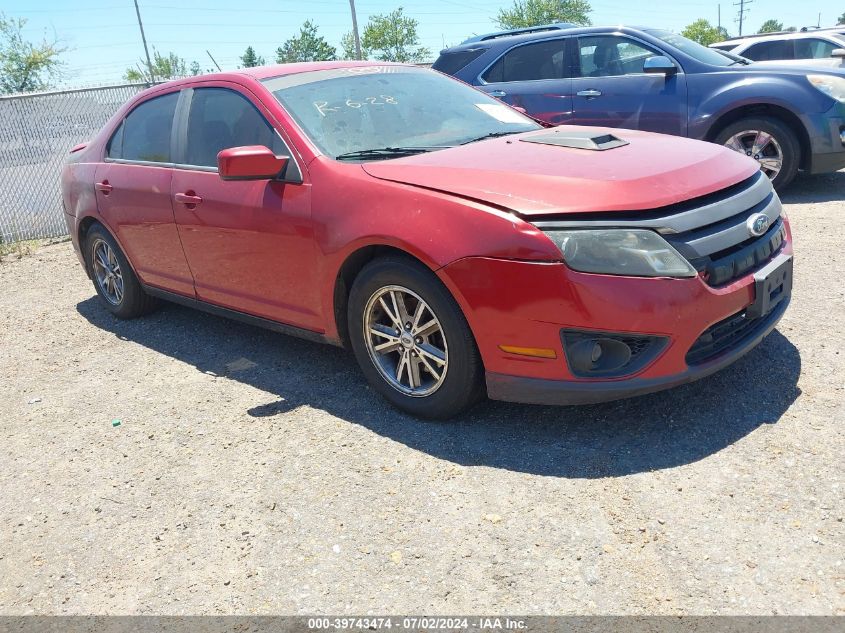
[347,257,484,420]
[714,116,800,191]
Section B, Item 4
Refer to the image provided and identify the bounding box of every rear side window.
[743,40,793,61]
[482,39,566,83]
[185,88,287,168]
[432,48,486,75]
[117,92,179,163]
[794,38,837,59]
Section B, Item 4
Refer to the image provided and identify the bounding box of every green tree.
[839,12,845,25]
[496,0,591,29]
[189,60,201,76]
[0,13,66,94]
[361,7,430,62]
[240,45,264,68]
[681,18,724,46]
[124,49,187,82]
[758,19,784,33]
[276,21,336,63]
[340,31,367,60]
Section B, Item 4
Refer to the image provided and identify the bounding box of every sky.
[3,0,843,87]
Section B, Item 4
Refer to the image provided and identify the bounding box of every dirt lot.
[0,174,843,616]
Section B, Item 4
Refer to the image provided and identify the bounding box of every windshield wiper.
[460,131,520,145]
[335,146,448,161]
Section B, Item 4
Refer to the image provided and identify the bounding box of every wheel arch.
[704,103,811,171]
[332,244,438,348]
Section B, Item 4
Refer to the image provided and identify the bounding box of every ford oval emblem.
[747,213,770,237]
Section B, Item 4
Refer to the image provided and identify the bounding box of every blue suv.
[434,24,845,189]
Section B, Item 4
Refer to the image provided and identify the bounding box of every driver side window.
[578,36,659,77]
[184,88,290,168]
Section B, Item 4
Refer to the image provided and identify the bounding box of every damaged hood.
[362,127,761,216]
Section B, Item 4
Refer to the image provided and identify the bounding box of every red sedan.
[62,62,793,419]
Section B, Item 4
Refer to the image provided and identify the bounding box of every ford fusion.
[62,62,793,419]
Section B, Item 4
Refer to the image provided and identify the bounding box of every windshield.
[263,66,540,160]
[646,29,736,66]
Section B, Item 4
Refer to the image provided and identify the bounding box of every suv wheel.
[84,224,158,319]
[348,257,484,420]
[715,116,800,191]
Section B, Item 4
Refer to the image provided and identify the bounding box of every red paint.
[61,63,792,399]
[217,145,288,181]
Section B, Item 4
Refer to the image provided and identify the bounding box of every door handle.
[488,90,507,97]
[577,89,602,98]
[174,192,203,206]
[95,181,113,194]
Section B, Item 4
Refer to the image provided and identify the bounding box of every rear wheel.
[84,224,158,318]
[348,257,484,420]
[714,116,800,191]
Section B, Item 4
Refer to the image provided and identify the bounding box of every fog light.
[561,329,669,378]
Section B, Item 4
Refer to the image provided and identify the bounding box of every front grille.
[685,304,783,366]
[660,173,783,287]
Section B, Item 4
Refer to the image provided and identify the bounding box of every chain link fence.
[0,84,148,244]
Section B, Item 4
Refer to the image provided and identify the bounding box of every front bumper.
[437,225,793,406]
[485,297,789,405]
[805,101,845,174]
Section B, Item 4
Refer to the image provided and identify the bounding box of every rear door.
[94,90,195,296]
[477,38,573,125]
[570,34,688,136]
[170,84,320,330]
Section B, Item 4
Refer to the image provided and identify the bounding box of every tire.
[713,116,800,191]
[83,223,158,319]
[347,256,485,420]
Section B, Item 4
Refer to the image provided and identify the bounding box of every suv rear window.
[432,48,486,75]
[482,39,566,83]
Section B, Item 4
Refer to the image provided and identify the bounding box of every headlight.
[544,229,698,278]
[807,74,845,103]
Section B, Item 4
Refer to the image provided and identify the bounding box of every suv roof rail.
[460,22,577,44]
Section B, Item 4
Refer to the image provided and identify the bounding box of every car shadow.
[76,298,801,479]
[781,170,845,204]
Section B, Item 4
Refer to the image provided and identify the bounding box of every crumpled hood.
[362,126,761,216]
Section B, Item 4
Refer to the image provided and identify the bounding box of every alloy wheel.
[91,238,124,305]
[363,285,448,397]
[723,129,784,180]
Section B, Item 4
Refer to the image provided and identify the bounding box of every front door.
[170,85,321,330]
[477,37,573,126]
[94,90,195,296]
[570,35,688,137]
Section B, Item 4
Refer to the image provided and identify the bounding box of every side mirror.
[831,48,845,58]
[643,56,678,76]
[217,145,288,181]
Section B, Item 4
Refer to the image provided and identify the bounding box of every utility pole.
[206,50,222,72]
[734,0,753,36]
[718,4,721,32]
[133,0,155,83]
[348,0,363,60]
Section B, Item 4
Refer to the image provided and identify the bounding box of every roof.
[713,29,845,46]
[220,60,405,80]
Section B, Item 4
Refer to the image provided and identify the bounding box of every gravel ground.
[0,174,843,616]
